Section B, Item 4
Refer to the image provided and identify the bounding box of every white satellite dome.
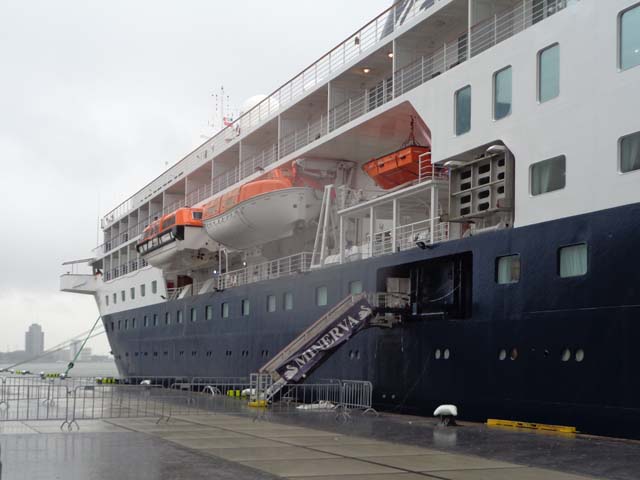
[241,94,268,114]
[240,94,280,117]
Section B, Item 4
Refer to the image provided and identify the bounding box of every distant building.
[70,340,82,361]
[25,324,44,357]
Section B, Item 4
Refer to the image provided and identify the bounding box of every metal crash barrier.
[0,374,376,429]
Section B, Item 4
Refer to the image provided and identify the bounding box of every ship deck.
[2,409,638,479]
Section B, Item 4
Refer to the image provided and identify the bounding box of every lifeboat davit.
[362,145,431,190]
[136,207,217,271]
[203,166,322,250]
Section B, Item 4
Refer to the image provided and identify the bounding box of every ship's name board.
[276,299,373,383]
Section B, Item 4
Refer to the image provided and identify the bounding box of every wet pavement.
[1,410,639,479]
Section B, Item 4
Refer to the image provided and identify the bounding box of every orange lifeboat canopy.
[363,146,431,190]
[137,207,204,254]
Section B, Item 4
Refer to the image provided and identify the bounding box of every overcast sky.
[0,0,391,355]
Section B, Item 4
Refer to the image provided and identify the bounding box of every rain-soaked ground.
[1,408,640,480]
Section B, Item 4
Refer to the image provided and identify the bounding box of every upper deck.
[99,0,569,240]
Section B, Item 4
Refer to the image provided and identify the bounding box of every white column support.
[391,198,398,253]
[339,215,345,264]
[369,206,375,257]
[430,186,437,244]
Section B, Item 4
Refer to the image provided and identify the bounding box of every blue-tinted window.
[538,44,559,103]
[620,5,640,70]
[455,85,471,135]
[493,66,512,120]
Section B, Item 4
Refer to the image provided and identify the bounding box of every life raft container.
[362,145,432,189]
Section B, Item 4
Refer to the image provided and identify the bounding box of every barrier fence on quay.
[0,374,376,429]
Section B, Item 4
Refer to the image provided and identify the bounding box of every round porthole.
[435,348,442,360]
[498,349,507,361]
[575,349,585,363]
[510,348,518,361]
[443,348,451,360]
[561,349,571,362]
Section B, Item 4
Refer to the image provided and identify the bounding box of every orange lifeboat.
[362,145,431,190]
[136,207,217,271]
[202,166,323,250]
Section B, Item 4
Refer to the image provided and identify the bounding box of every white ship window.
[130,287,135,300]
[619,131,640,173]
[140,284,146,297]
[530,155,566,195]
[206,305,213,320]
[242,299,250,316]
[349,280,363,295]
[113,293,117,304]
[493,66,512,120]
[151,281,157,294]
[121,290,125,302]
[105,296,109,306]
[267,295,277,313]
[177,310,183,324]
[221,302,229,318]
[559,243,588,278]
[620,4,640,71]
[190,308,197,322]
[538,44,560,103]
[165,312,171,325]
[454,85,471,135]
[153,314,158,327]
[316,286,328,306]
[283,292,293,311]
[496,254,520,284]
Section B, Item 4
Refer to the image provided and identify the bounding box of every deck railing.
[99,0,570,245]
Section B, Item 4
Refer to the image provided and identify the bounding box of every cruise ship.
[61,0,640,437]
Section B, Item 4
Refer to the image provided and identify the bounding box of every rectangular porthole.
[242,299,250,316]
[151,280,157,294]
[559,243,588,278]
[221,302,229,318]
[349,280,363,295]
[496,254,520,284]
[140,284,146,297]
[620,4,640,70]
[493,66,512,120]
[267,295,276,313]
[190,308,197,322]
[153,314,158,327]
[316,286,328,306]
[206,305,213,320]
[177,310,183,324]
[130,287,135,300]
[530,155,566,195]
[283,292,293,311]
[165,312,171,325]
[619,131,640,173]
[454,85,471,135]
[538,44,560,103]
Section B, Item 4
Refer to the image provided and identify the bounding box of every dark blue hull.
[104,202,640,437]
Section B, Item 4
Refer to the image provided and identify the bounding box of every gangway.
[255,292,408,403]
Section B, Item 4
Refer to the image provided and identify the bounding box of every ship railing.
[215,252,314,291]
[98,0,571,230]
[470,0,568,58]
[280,114,328,158]
[372,218,449,257]
[418,155,449,183]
